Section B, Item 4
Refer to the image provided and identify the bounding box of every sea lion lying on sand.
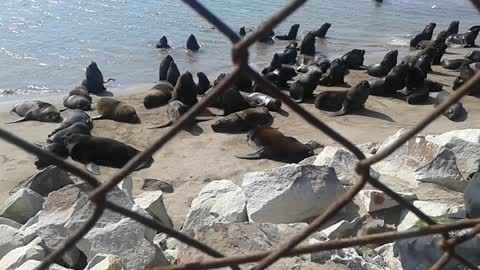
[7,101,62,124]
[211,107,273,133]
[92,98,140,123]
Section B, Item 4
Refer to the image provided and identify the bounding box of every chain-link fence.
[2,0,480,269]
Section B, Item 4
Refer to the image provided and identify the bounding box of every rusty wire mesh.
[2,0,480,269]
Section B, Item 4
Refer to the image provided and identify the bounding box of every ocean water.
[0,0,478,101]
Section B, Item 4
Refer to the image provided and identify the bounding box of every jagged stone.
[142,179,174,193]
[135,190,174,228]
[374,243,402,270]
[321,217,365,239]
[0,217,22,229]
[397,201,463,231]
[0,188,44,224]
[117,176,133,198]
[10,166,73,197]
[0,238,45,270]
[86,254,125,270]
[0,225,35,259]
[358,190,417,212]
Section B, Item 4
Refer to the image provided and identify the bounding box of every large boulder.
[242,164,346,223]
[0,217,21,229]
[397,201,463,231]
[425,129,480,144]
[134,190,174,228]
[373,129,467,192]
[358,190,417,213]
[0,225,35,259]
[0,237,45,270]
[0,188,44,224]
[16,260,70,270]
[10,166,73,197]
[182,180,247,232]
[86,254,125,270]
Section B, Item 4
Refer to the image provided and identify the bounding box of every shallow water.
[0,0,478,100]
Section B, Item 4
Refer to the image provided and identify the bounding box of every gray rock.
[0,225,35,259]
[321,217,365,239]
[0,188,44,224]
[425,129,480,145]
[134,190,174,228]
[0,238,45,270]
[375,243,402,270]
[358,190,417,212]
[16,260,70,270]
[142,179,174,193]
[117,176,133,198]
[397,201,463,231]
[0,217,22,229]
[86,253,125,270]
[10,166,73,197]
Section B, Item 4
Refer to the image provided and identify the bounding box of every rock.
[142,179,174,193]
[313,146,380,185]
[321,217,365,239]
[10,166,73,197]
[86,254,125,270]
[242,164,346,223]
[16,260,70,270]
[0,217,22,229]
[298,155,317,166]
[117,176,133,198]
[153,233,168,250]
[357,142,380,155]
[375,243,402,270]
[0,188,44,224]
[164,249,178,263]
[134,191,174,228]
[0,238,45,270]
[358,190,417,212]
[397,201,463,231]
[0,225,35,259]
[373,129,467,192]
[182,180,247,232]
[425,129,480,144]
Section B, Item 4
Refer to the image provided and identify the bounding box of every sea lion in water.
[367,50,398,77]
[196,72,211,95]
[211,107,273,133]
[318,59,348,86]
[235,127,321,163]
[167,61,180,87]
[300,31,316,56]
[441,59,472,70]
[262,53,282,74]
[446,26,480,48]
[148,100,213,129]
[171,71,198,107]
[314,90,347,111]
[331,80,370,116]
[416,30,449,50]
[144,81,173,109]
[465,50,480,62]
[434,90,466,121]
[159,55,174,81]
[49,110,93,137]
[447,21,460,35]
[156,36,171,49]
[275,24,300,40]
[274,66,297,87]
[289,70,322,101]
[239,27,246,37]
[65,134,154,175]
[278,42,298,65]
[409,23,436,48]
[186,34,200,51]
[341,49,365,69]
[453,63,476,92]
[82,61,114,95]
[92,98,140,123]
[7,101,62,124]
[241,92,281,112]
[314,23,331,38]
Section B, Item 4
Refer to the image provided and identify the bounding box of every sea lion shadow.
[94,90,114,97]
[352,108,395,122]
[429,71,456,77]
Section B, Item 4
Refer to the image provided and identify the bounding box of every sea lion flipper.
[5,111,33,124]
[85,163,101,175]
[59,108,69,112]
[147,120,173,129]
[235,148,266,160]
[194,116,215,122]
[330,100,350,117]
[91,115,105,120]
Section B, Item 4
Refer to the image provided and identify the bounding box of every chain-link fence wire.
[0,0,477,269]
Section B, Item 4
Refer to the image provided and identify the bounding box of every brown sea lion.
[92,98,140,123]
[289,70,322,101]
[331,80,370,116]
[314,90,347,111]
[63,95,92,111]
[148,100,213,129]
[7,101,62,124]
[434,90,467,121]
[211,107,273,133]
[171,71,198,107]
[144,81,174,109]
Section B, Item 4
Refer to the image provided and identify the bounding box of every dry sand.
[0,47,477,227]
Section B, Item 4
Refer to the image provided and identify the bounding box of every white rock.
[375,243,402,270]
[358,190,417,212]
[425,129,480,145]
[242,164,346,223]
[0,188,44,224]
[134,190,173,228]
[0,225,35,260]
[321,217,364,239]
[373,129,467,192]
[86,254,125,270]
[164,249,178,263]
[117,176,133,198]
[357,142,380,156]
[397,201,463,231]
[10,166,73,197]
[0,217,21,229]
[314,146,380,185]
[0,238,45,270]
[16,260,70,270]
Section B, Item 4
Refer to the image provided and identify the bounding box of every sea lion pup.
[156,36,171,49]
[367,50,398,77]
[452,63,476,92]
[278,42,298,65]
[186,33,200,51]
[7,101,62,124]
[424,79,443,92]
[314,23,331,38]
[148,100,213,129]
[318,59,348,86]
[331,80,370,116]
[49,109,93,137]
[409,23,436,48]
[300,31,316,56]
[65,134,154,175]
[416,30,449,50]
[275,24,300,40]
[465,50,480,62]
[441,59,472,70]
[464,172,480,218]
[274,66,297,87]
[171,71,198,106]
[434,90,466,121]
[289,70,322,102]
[446,26,480,48]
[447,20,460,35]
[261,53,282,74]
[195,72,211,95]
[341,49,366,69]
[92,98,140,123]
[143,81,174,109]
[235,127,322,163]
[82,61,115,95]
[314,90,347,111]
[166,61,180,86]
[159,55,174,81]
[211,107,273,133]
[241,92,282,112]
[239,27,246,37]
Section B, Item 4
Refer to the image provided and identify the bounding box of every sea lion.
[92,98,140,123]
[275,24,300,40]
[262,53,281,74]
[415,53,433,75]
[242,92,282,112]
[159,55,174,81]
[315,57,331,73]
[385,63,409,91]
[148,100,213,129]
[447,21,460,35]
[289,70,322,101]
[65,134,154,175]
[235,127,321,163]
[7,101,62,124]
[367,50,398,77]
[416,30,449,50]
[410,23,436,48]
[156,36,171,49]
[406,65,426,90]
[446,26,480,48]
[253,73,281,93]
[239,27,246,37]
[275,66,297,87]
[234,71,253,92]
[300,31,316,56]
[465,50,480,62]
[205,79,251,115]
[331,80,370,116]
[166,61,180,87]
[296,63,322,74]
[196,72,211,95]
[144,81,173,109]
[314,90,347,111]
[171,71,198,106]
[441,59,472,70]
[211,107,273,133]
[186,34,200,51]
[434,90,466,121]
[257,21,275,44]
[368,78,395,97]
[314,23,331,38]
[69,85,91,100]
[63,94,92,111]
[464,172,480,218]
[453,63,476,92]
[341,49,365,69]
[318,59,348,86]
[432,43,448,65]
[424,79,443,92]
[49,109,93,137]
[82,61,114,94]
[278,42,298,65]
[400,85,430,105]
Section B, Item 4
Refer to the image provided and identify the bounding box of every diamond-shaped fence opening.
[1,1,480,270]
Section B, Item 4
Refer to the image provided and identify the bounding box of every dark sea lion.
[401,55,419,66]
[276,24,300,40]
[400,85,430,105]
[406,65,426,90]
[431,43,448,65]
[331,80,370,116]
[278,42,298,65]
[262,53,281,74]
[253,72,281,93]
[239,27,246,37]
[234,71,253,92]
[186,34,200,51]
[341,49,365,69]
[300,31,316,56]
[92,98,140,123]
[148,100,213,129]
[49,109,93,137]
[166,61,180,87]
[7,101,62,124]
[447,21,460,35]
[466,50,480,62]
[289,70,322,101]
[453,63,476,92]
[464,172,480,218]
[446,26,480,48]
[315,57,331,73]
[424,79,443,92]
[409,23,436,47]
[156,36,171,49]
[235,127,320,163]
[434,90,466,121]
[296,63,321,74]
[314,23,331,38]
[82,61,114,94]
[211,107,273,133]
[275,66,297,87]
[415,53,433,75]
[385,63,409,91]
[206,79,251,115]
[171,71,198,106]
[314,90,347,111]
[368,79,395,97]
[69,85,92,101]
[144,81,174,109]
[65,134,153,175]
[416,30,449,50]
[159,55,174,81]
[441,59,472,70]
[318,59,348,86]
[242,92,281,112]
[63,95,92,111]
[195,72,211,95]
[257,21,275,44]
[367,50,398,77]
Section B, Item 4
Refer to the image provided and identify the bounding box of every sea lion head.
[39,107,62,123]
[118,104,141,124]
